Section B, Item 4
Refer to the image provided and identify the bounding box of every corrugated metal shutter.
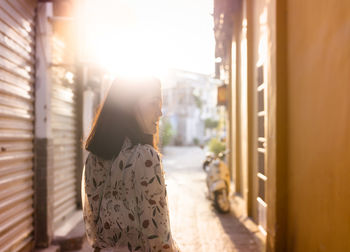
[51,35,77,231]
[0,0,36,251]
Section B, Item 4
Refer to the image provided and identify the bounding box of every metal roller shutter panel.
[0,0,36,251]
[50,34,77,231]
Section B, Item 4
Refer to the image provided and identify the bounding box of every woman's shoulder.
[136,144,161,161]
[121,137,160,158]
[138,143,158,153]
[119,140,161,166]
[86,152,112,168]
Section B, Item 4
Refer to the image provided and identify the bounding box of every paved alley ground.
[79,146,260,252]
[162,146,259,252]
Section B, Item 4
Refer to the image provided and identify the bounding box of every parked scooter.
[203,150,231,213]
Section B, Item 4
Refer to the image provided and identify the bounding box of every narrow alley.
[163,146,260,252]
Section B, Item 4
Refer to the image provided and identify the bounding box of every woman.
[81,77,180,252]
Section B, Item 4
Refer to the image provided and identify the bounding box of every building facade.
[162,69,221,146]
[214,0,350,251]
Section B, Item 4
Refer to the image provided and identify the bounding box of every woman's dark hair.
[84,77,160,160]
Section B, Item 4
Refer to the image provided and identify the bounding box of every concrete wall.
[286,1,350,251]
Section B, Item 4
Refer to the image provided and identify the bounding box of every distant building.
[161,69,222,146]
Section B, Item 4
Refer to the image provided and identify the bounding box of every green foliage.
[208,138,226,156]
[193,138,199,146]
[204,118,219,129]
[160,117,174,147]
[193,94,202,109]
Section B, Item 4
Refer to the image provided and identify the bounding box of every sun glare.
[87,30,167,78]
[81,0,174,78]
[80,0,214,77]
[81,0,214,77]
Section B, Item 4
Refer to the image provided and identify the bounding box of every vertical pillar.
[266,0,288,250]
[246,0,259,223]
[234,5,243,195]
[75,64,84,209]
[34,2,54,248]
[227,37,233,182]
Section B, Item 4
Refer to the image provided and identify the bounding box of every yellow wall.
[286,1,350,251]
[239,0,249,204]
[232,5,244,196]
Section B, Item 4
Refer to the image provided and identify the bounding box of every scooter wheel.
[214,189,230,213]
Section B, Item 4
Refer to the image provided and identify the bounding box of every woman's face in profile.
[135,92,162,135]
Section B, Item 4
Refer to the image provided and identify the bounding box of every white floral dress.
[81,137,180,252]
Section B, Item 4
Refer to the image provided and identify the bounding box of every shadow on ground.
[215,207,261,252]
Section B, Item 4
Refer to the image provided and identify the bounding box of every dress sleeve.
[82,153,109,248]
[83,154,108,224]
[134,145,180,252]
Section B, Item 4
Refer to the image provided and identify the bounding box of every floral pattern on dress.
[82,137,180,252]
